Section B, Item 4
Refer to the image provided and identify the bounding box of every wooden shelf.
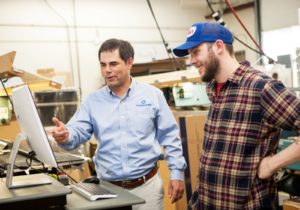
[0,71,61,96]
[131,57,187,76]
[133,68,201,88]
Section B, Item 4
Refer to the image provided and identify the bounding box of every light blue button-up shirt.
[60,80,186,181]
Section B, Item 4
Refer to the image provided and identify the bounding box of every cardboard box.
[159,110,208,210]
[184,114,207,191]
[0,118,20,141]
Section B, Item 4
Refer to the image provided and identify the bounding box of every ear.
[126,57,134,69]
[213,39,226,55]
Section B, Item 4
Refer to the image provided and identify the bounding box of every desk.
[0,174,144,210]
[0,173,70,210]
[66,181,145,210]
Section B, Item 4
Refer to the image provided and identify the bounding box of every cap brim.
[173,41,202,57]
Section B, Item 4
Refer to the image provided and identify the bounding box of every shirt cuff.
[59,142,72,150]
[170,169,184,181]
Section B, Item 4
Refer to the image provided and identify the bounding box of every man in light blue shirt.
[51,38,186,210]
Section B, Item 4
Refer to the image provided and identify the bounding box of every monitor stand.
[5,133,52,189]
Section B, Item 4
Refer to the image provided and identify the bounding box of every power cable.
[146,0,172,60]
[205,0,276,64]
[0,79,14,110]
[146,0,185,70]
[224,0,264,54]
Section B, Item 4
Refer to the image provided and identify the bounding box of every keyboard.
[71,182,117,201]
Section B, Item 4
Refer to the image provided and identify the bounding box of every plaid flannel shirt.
[189,62,300,210]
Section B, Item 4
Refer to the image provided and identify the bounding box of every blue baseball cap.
[173,22,233,57]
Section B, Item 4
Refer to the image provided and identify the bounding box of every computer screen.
[6,84,58,188]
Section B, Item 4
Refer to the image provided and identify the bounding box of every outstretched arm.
[50,117,69,144]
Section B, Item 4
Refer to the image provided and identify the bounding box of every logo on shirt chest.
[136,99,152,107]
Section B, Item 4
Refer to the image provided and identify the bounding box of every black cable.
[4,142,76,184]
[58,166,78,184]
[10,151,46,172]
[17,154,78,184]
[25,151,37,168]
[23,152,78,184]
[205,0,276,64]
[234,36,276,64]
[146,0,172,59]
[146,0,185,70]
[0,79,14,109]
[206,0,215,13]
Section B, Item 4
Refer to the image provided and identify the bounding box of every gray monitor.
[6,84,57,188]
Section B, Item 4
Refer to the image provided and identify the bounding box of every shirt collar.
[207,61,251,91]
[105,77,136,97]
[228,61,251,84]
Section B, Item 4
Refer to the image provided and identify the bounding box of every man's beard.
[201,51,220,83]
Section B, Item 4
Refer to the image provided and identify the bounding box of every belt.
[110,165,159,189]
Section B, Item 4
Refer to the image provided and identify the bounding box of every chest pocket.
[130,107,155,135]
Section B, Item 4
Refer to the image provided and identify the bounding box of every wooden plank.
[134,69,200,88]
[131,57,187,76]
[0,71,61,96]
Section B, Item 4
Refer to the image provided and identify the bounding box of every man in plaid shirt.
[173,22,300,209]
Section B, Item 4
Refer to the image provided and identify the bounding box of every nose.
[190,55,197,65]
[101,66,111,74]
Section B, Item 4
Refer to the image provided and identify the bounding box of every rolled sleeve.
[261,80,300,133]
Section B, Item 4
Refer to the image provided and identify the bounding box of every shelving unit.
[134,68,201,88]
[0,71,61,96]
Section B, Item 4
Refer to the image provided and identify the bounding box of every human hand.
[168,180,185,203]
[258,156,274,179]
[50,117,69,144]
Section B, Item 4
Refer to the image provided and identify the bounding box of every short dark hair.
[272,72,278,80]
[206,42,234,56]
[98,38,134,63]
[225,44,234,56]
